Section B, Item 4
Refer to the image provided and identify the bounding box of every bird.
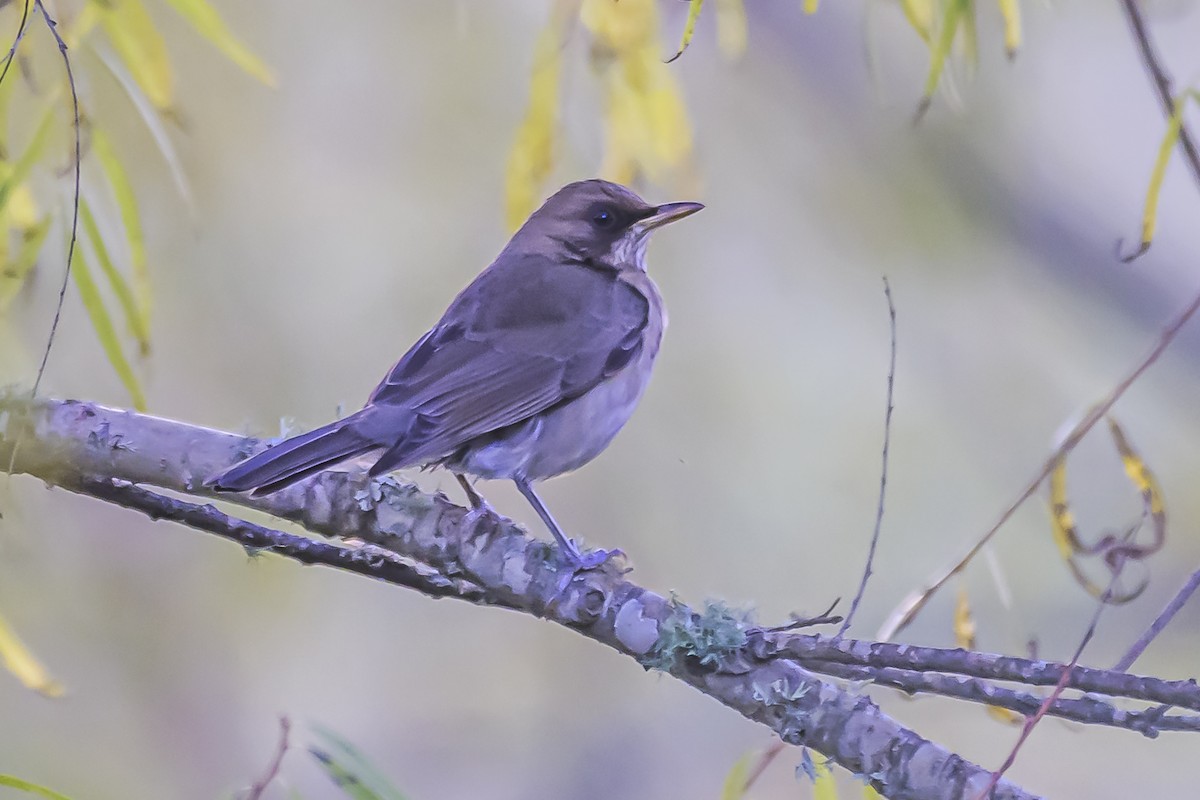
[208,179,702,568]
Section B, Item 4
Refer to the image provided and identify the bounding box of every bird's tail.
[208,412,377,496]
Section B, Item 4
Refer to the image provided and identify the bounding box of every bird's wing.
[366,254,649,469]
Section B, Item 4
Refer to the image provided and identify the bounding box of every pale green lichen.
[640,597,753,672]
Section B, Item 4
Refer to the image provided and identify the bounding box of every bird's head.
[506,179,703,271]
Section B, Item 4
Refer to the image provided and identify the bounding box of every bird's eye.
[592,208,616,228]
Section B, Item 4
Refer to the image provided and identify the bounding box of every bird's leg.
[454,472,499,536]
[454,472,492,513]
[514,478,618,571]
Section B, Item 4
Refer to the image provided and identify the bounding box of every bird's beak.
[634,201,705,234]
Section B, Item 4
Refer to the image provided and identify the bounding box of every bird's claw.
[566,545,622,571]
[553,544,623,594]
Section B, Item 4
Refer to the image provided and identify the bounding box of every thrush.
[209,179,702,568]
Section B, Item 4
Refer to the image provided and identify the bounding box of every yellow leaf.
[960,0,978,70]
[720,750,754,800]
[0,216,51,312]
[1048,456,1077,560]
[863,786,885,800]
[0,775,74,800]
[8,182,41,231]
[0,610,64,698]
[98,0,175,111]
[1047,420,1156,604]
[667,0,704,63]
[162,0,276,86]
[953,586,976,649]
[813,758,839,800]
[804,0,820,13]
[71,245,147,410]
[581,0,656,48]
[64,1,101,49]
[953,588,1024,725]
[583,0,695,184]
[504,2,571,231]
[715,0,747,60]
[996,0,1021,58]
[1108,417,1165,520]
[899,0,933,43]
[986,704,1024,725]
[1136,93,1187,254]
[0,105,57,219]
[921,0,968,106]
[91,127,151,324]
[94,49,195,213]
[80,198,151,355]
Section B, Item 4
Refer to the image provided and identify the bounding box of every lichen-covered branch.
[759,633,1200,713]
[15,391,1178,800]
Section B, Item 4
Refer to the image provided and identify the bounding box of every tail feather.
[208,416,375,495]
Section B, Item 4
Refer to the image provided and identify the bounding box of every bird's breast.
[453,272,666,482]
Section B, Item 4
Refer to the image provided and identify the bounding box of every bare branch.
[1113,564,1200,672]
[879,285,1200,640]
[808,660,1198,735]
[29,1,83,399]
[243,716,291,800]
[758,633,1200,712]
[77,477,508,608]
[839,276,896,637]
[1119,0,1200,189]
[0,392,1041,800]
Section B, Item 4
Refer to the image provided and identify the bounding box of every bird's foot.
[551,542,625,592]
[562,545,623,571]
[462,498,498,532]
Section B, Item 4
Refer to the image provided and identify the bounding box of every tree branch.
[78,477,508,607]
[0,392,1042,800]
[1120,0,1200,189]
[759,632,1200,712]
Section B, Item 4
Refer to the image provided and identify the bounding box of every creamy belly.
[450,272,665,482]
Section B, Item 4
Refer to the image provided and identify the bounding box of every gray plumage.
[209,179,702,567]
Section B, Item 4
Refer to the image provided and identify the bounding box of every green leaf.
[70,245,147,410]
[0,775,74,800]
[920,0,969,109]
[719,750,754,800]
[0,609,64,698]
[162,0,276,86]
[0,216,51,311]
[1136,92,1188,253]
[308,724,408,800]
[79,197,150,355]
[812,758,839,800]
[97,0,175,111]
[667,0,704,63]
[93,48,195,214]
[91,127,150,325]
[997,0,1021,58]
[0,105,57,219]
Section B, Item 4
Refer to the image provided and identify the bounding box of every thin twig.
[809,660,1197,735]
[244,716,292,800]
[758,632,1200,711]
[30,0,82,399]
[78,478,512,608]
[741,740,786,794]
[1113,563,1200,672]
[0,0,30,90]
[766,597,843,633]
[976,584,1113,798]
[1120,0,1200,190]
[879,285,1200,640]
[839,277,897,637]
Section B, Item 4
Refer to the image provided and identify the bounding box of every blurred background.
[3,1,1200,797]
